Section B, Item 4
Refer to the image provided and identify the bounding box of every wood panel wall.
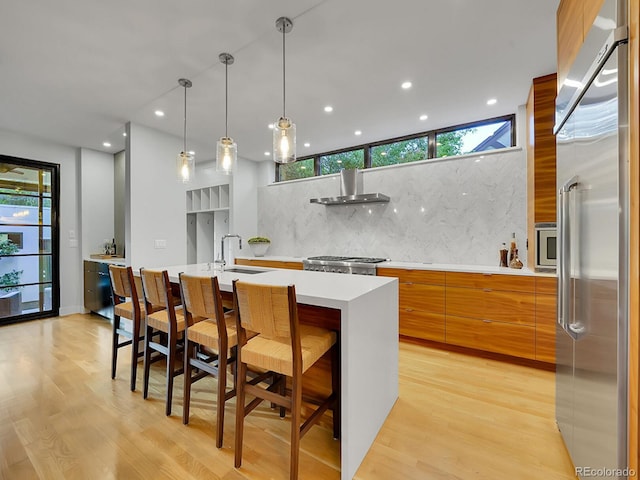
[557,0,606,90]
[526,73,557,268]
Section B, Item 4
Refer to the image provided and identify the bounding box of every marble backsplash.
[257,148,528,267]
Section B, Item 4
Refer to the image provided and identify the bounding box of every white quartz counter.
[146,263,399,480]
[378,261,536,276]
[85,257,126,266]
[235,255,548,276]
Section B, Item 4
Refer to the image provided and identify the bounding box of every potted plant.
[247,236,271,257]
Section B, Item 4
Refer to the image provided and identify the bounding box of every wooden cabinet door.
[536,293,557,363]
[484,290,535,326]
[446,315,536,360]
[399,283,445,342]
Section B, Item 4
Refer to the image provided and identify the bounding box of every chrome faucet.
[215,234,242,269]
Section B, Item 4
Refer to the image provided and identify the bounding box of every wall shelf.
[186,184,230,264]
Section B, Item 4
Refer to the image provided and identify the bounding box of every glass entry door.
[0,156,59,324]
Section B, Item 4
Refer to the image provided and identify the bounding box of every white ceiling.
[0,0,559,163]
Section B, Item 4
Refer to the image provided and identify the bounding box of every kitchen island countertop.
[146,263,399,480]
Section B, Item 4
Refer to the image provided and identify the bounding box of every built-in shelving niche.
[186,184,230,264]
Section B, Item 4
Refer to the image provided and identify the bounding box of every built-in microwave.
[535,222,557,272]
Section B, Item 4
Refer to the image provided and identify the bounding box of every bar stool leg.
[166,335,176,416]
[143,324,152,399]
[111,315,120,379]
[234,360,247,468]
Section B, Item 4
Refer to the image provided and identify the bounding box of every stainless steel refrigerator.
[554,0,629,478]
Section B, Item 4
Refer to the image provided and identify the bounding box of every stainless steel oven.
[534,222,557,272]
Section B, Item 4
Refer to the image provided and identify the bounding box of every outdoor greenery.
[277,127,472,182]
[0,269,23,293]
[0,238,19,256]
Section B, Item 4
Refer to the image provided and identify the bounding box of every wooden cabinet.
[377,268,446,342]
[445,272,536,360]
[446,315,536,360]
[557,0,606,89]
[526,73,557,268]
[235,258,303,270]
[535,276,557,363]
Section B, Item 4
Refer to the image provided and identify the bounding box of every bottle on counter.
[509,249,523,269]
[508,232,517,263]
[110,238,116,256]
[499,243,508,267]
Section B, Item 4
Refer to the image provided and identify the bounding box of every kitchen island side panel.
[341,278,399,480]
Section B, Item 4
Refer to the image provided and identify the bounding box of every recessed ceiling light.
[103,142,111,148]
[401,81,412,89]
[324,106,333,113]
[122,132,127,137]
[354,130,362,136]
[264,151,270,156]
[268,123,274,129]
[154,110,165,117]
[419,114,428,121]
[304,142,310,148]
[188,150,195,156]
[486,98,497,106]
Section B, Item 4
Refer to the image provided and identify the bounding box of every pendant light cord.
[183,84,187,153]
[225,60,229,138]
[282,25,286,118]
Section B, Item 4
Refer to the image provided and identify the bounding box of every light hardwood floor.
[0,314,577,479]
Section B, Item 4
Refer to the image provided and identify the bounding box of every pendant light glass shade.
[273,17,296,164]
[177,151,194,182]
[216,53,236,175]
[216,137,236,174]
[177,78,194,183]
[273,116,296,163]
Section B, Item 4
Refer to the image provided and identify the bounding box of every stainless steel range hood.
[310,169,390,205]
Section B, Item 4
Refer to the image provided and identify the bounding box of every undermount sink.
[223,268,268,275]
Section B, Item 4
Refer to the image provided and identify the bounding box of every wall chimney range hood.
[310,169,390,205]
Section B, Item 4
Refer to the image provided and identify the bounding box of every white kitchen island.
[155,263,399,480]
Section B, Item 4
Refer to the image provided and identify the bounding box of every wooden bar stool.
[179,273,238,448]
[232,280,339,480]
[140,268,190,416]
[108,265,144,391]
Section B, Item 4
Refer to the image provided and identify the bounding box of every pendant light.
[273,17,296,164]
[177,78,194,183]
[216,53,237,175]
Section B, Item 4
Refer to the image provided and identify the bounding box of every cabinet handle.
[405,282,413,285]
[405,308,414,312]
[482,273,492,277]
[482,319,492,324]
[483,288,492,292]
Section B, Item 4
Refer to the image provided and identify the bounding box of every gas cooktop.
[306,256,387,264]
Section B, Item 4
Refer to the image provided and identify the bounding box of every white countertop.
[150,263,397,310]
[85,257,126,266]
[235,255,543,276]
[378,261,537,276]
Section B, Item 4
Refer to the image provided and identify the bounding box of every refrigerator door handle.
[558,176,579,336]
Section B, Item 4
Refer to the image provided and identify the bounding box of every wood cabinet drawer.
[378,268,445,285]
[399,283,445,314]
[446,287,534,326]
[446,272,534,292]
[535,293,557,363]
[235,259,303,270]
[446,315,536,360]
[535,276,557,295]
[399,311,445,343]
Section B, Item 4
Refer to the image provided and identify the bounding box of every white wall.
[0,128,82,315]
[79,148,114,258]
[257,147,528,267]
[126,123,188,269]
